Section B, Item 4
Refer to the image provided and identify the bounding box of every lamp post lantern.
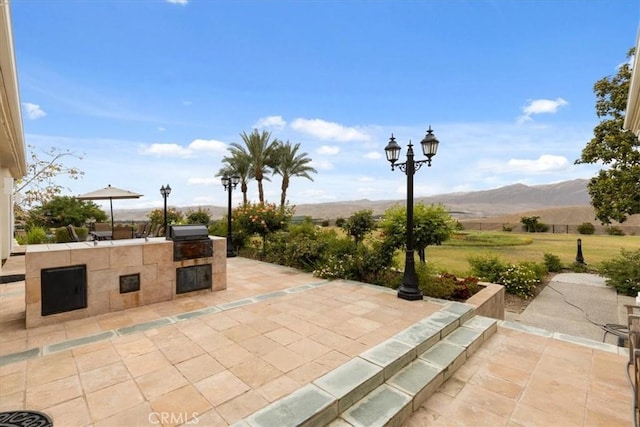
[222,174,240,257]
[160,184,171,237]
[384,127,440,301]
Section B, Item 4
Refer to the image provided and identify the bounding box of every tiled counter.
[25,236,226,328]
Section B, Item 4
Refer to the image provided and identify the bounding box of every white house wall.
[625,30,640,135]
[0,0,26,269]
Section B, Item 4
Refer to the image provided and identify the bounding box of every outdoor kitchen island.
[24,228,226,328]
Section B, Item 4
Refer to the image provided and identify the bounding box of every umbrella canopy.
[76,184,143,231]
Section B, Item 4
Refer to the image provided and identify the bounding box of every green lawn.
[397,231,638,277]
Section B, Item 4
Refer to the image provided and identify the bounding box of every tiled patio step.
[240,302,485,427]
[337,315,498,427]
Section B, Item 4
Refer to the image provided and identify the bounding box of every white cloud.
[140,138,227,158]
[188,139,227,152]
[311,160,334,170]
[507,155,569,172]
[363,151,382,159]
[166,0,189,5]
[317,145,340,155]
[254,115,286,130]
[22,102,46,120]
[290,118,370,142]
[158,127,166,132]
[479,154,570,174]
[139,143,192,158]
[518,97,568,123]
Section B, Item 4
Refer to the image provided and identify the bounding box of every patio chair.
[134,223,147,238]
[94,222,111,232]
[66,225,80,242]
[112,226,133,240]
[627,311,640,426]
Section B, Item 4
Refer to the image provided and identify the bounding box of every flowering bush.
[498,263,539,298]
[232,201,292,238]
[417,268,480,300]
[314,254,351,279]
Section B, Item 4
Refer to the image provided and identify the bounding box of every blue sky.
[11,0,640,212]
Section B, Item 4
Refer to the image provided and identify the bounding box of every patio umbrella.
[76,184,143,231]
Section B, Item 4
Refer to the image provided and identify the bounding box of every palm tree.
[219,152,251,206]
[272,140,317,209]
[230,129,278,203]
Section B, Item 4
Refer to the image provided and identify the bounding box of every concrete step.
[240,301,495,427]
[336,315,498,427]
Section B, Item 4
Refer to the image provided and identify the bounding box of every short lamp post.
[222,174,240,257]
[384,127,440,301]
[160,184,171,237]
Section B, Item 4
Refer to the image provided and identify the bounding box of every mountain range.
[114,178,598,222]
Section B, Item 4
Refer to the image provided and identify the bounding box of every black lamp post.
[384,127,440,301]
[222,174,240,257]
[160,184,171,237]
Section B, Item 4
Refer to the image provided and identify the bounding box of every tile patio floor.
[0,255,633,426]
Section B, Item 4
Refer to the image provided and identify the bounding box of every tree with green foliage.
[272,141,317,210]
[147,207,183,227]
[379,203,455,263]
[218,153,252,206]
[232,201,293,253]
[229,129,279,204]
[29,196,106,228]
[576,47,640,224]
[520,216,541,233]
[185,208,212,225]
[341,209,375,247]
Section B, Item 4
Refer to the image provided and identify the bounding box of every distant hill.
[113,178,629,224]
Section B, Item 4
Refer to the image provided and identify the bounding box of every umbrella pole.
[110,198,114,232]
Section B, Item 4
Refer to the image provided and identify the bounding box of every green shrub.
[520,261,548,281]
[15,232,27,246]
[335,217,346,227]
[498,263,539,298]
[502,224,513,232]
[570,262,590,273]
[534,222,548,232]
[76,227,88,241]
[577,222,596,235]
[26,226,49,244]
[208,220,225,237]
[599,249,640,296]
[467,254,506,283]
[417,264,455,299]
[605,226,625,236]
[54,227,71,243]
[209,220,249,252]
[265,224,330,271]
[321,219,330,227]
[543,252,563,272]
[343,240,396,285]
